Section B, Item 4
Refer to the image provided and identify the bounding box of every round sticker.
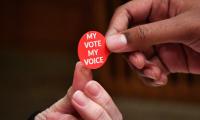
[78,31,110,69]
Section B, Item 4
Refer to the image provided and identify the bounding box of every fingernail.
[85,81,101,97]
[76,62,91,77]
[72,91,88,106]
[106,34,127,52]
[144,69,156,80]
[155,74,168,85]
[129,55,142,69]
[129,55,138,64]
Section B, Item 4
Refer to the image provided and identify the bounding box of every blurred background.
[2,0,200,119]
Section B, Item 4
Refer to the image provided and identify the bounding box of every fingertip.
[76,61,84,67]
[72,90,88,107]
[157,73,168,85]
[106,34,128,52]
[84,81,101,97]
[143,66,161,80]
[143,69,155,80]
[75,61,89,70]
[142,67,168,87]
[75,61,91,76]
[73,61,93,91]
[129,53,145,69]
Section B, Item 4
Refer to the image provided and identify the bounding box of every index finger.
[46,62,93,114]
[72,61,93,90]
[106,0,152,36]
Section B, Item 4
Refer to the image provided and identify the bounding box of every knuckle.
[95,107,106,120]
[104,97,112,107]
[135,25,148,42]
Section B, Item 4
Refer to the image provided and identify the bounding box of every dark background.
[1,0,200,119]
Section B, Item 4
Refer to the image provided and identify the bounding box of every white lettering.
[86,33,96,40]
[84,40,102,48]
[88,49,99,57]
[83,57,104,65]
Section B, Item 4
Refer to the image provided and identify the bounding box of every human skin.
[34,62,122,120]
[35,0,200,119]
[106,0,200,86]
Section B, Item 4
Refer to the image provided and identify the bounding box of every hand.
[106,0,200,86]
[35,62,122,120]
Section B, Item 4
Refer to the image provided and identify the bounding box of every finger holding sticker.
[78,31,110,69]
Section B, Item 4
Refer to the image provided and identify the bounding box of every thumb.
[106,16,189,53]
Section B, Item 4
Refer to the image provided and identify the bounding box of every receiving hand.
[35,62,122,120]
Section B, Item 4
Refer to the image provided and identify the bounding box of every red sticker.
[78,31,110,69]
